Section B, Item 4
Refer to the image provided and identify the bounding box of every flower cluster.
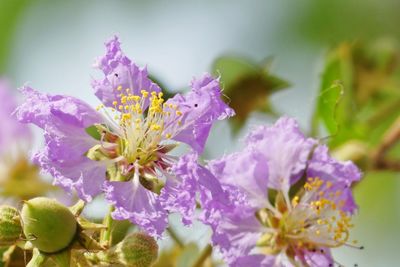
[15,36,362,266]
[176,117,362,266]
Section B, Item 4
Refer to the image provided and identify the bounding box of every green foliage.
[212,55,289,133]
[0,0,30,73]
[314,40,400,153]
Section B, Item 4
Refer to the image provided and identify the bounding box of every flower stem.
[166,227,184,248]
[192,244,212,267]
[371,116,400,170]
[100,206,114,247]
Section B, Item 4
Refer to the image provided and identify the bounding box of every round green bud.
[118,232,158,267]
[90,232,158,267]
[21,197,77,253]
[0,205,21,246]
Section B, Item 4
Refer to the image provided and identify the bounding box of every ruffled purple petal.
[103,180,168,237]
[160,153,232,226]
[209,210,264,265]
[163,74,235,153]
[0,79,31,154]
[207,147,269,210]
[246,117,317,192]
[15,87,106,201]
[92,35,160,108]
[307,145,362,213]
[297,248,333,267]
[231,255,275,267]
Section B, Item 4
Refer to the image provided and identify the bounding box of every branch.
[371,116,400,170]
[192,244,212,267]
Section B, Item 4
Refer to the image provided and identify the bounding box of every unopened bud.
[21,197,77,253]
[88,232,158,267]
[0,205,21,246]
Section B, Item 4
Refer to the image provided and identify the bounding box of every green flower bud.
[89,232,158,267]
[0,205,21,246]
[21,197,77,253]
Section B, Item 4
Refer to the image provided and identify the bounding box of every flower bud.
[21,197,77,253]
[89,232,158,267]
[0,205,21,246]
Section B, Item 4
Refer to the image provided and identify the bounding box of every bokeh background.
[1,0,400,266]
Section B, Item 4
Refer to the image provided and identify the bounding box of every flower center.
[89,87,182,183]
[256,178,357,257]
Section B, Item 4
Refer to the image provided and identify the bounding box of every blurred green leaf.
[212,55,289,133]
[0,0,30,73]
[313,40,400,150]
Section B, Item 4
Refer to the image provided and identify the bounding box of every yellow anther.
[117,85,122,91]
[141,90,149,97]
[112,101,118,106]
[151,124,161,131]
[292,196,300,207]
[176,111,182,116]
[165,133,172,139]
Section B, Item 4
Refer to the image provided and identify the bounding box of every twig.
[166,227,184,248]
[192,244,212,267]
[371,116,400,170]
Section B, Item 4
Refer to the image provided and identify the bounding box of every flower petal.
[92,36,160,108]
[163,74,235,153]
[209,210,264,265]
[299,248,333,267]
[15,87,106,201]
[207,147,269,210]
[231,255,275,267]
[246,116,317,192]
[160,153,232,226]
[0,79,31,154]
[104,179,168,237]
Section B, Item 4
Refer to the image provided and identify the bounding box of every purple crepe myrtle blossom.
[194,117,362,267]
[15,36,234,236]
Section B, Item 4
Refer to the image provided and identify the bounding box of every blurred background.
[1,0,400,266]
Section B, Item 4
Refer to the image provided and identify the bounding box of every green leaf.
[85,125,101,140]
[212,55,289,133]
[0,0,30,73]
[312,41,400,148]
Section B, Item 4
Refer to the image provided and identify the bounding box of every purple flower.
[15,36,234,236]
[203,117,361,266]
[0,79,31,155]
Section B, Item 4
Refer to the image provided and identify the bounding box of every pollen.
[94,86,183,170]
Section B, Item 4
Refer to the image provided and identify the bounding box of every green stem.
[100,206,115,247]
[192,244,212,267]
[166,227,184,248]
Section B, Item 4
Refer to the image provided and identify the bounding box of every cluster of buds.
[0,198,158,267]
